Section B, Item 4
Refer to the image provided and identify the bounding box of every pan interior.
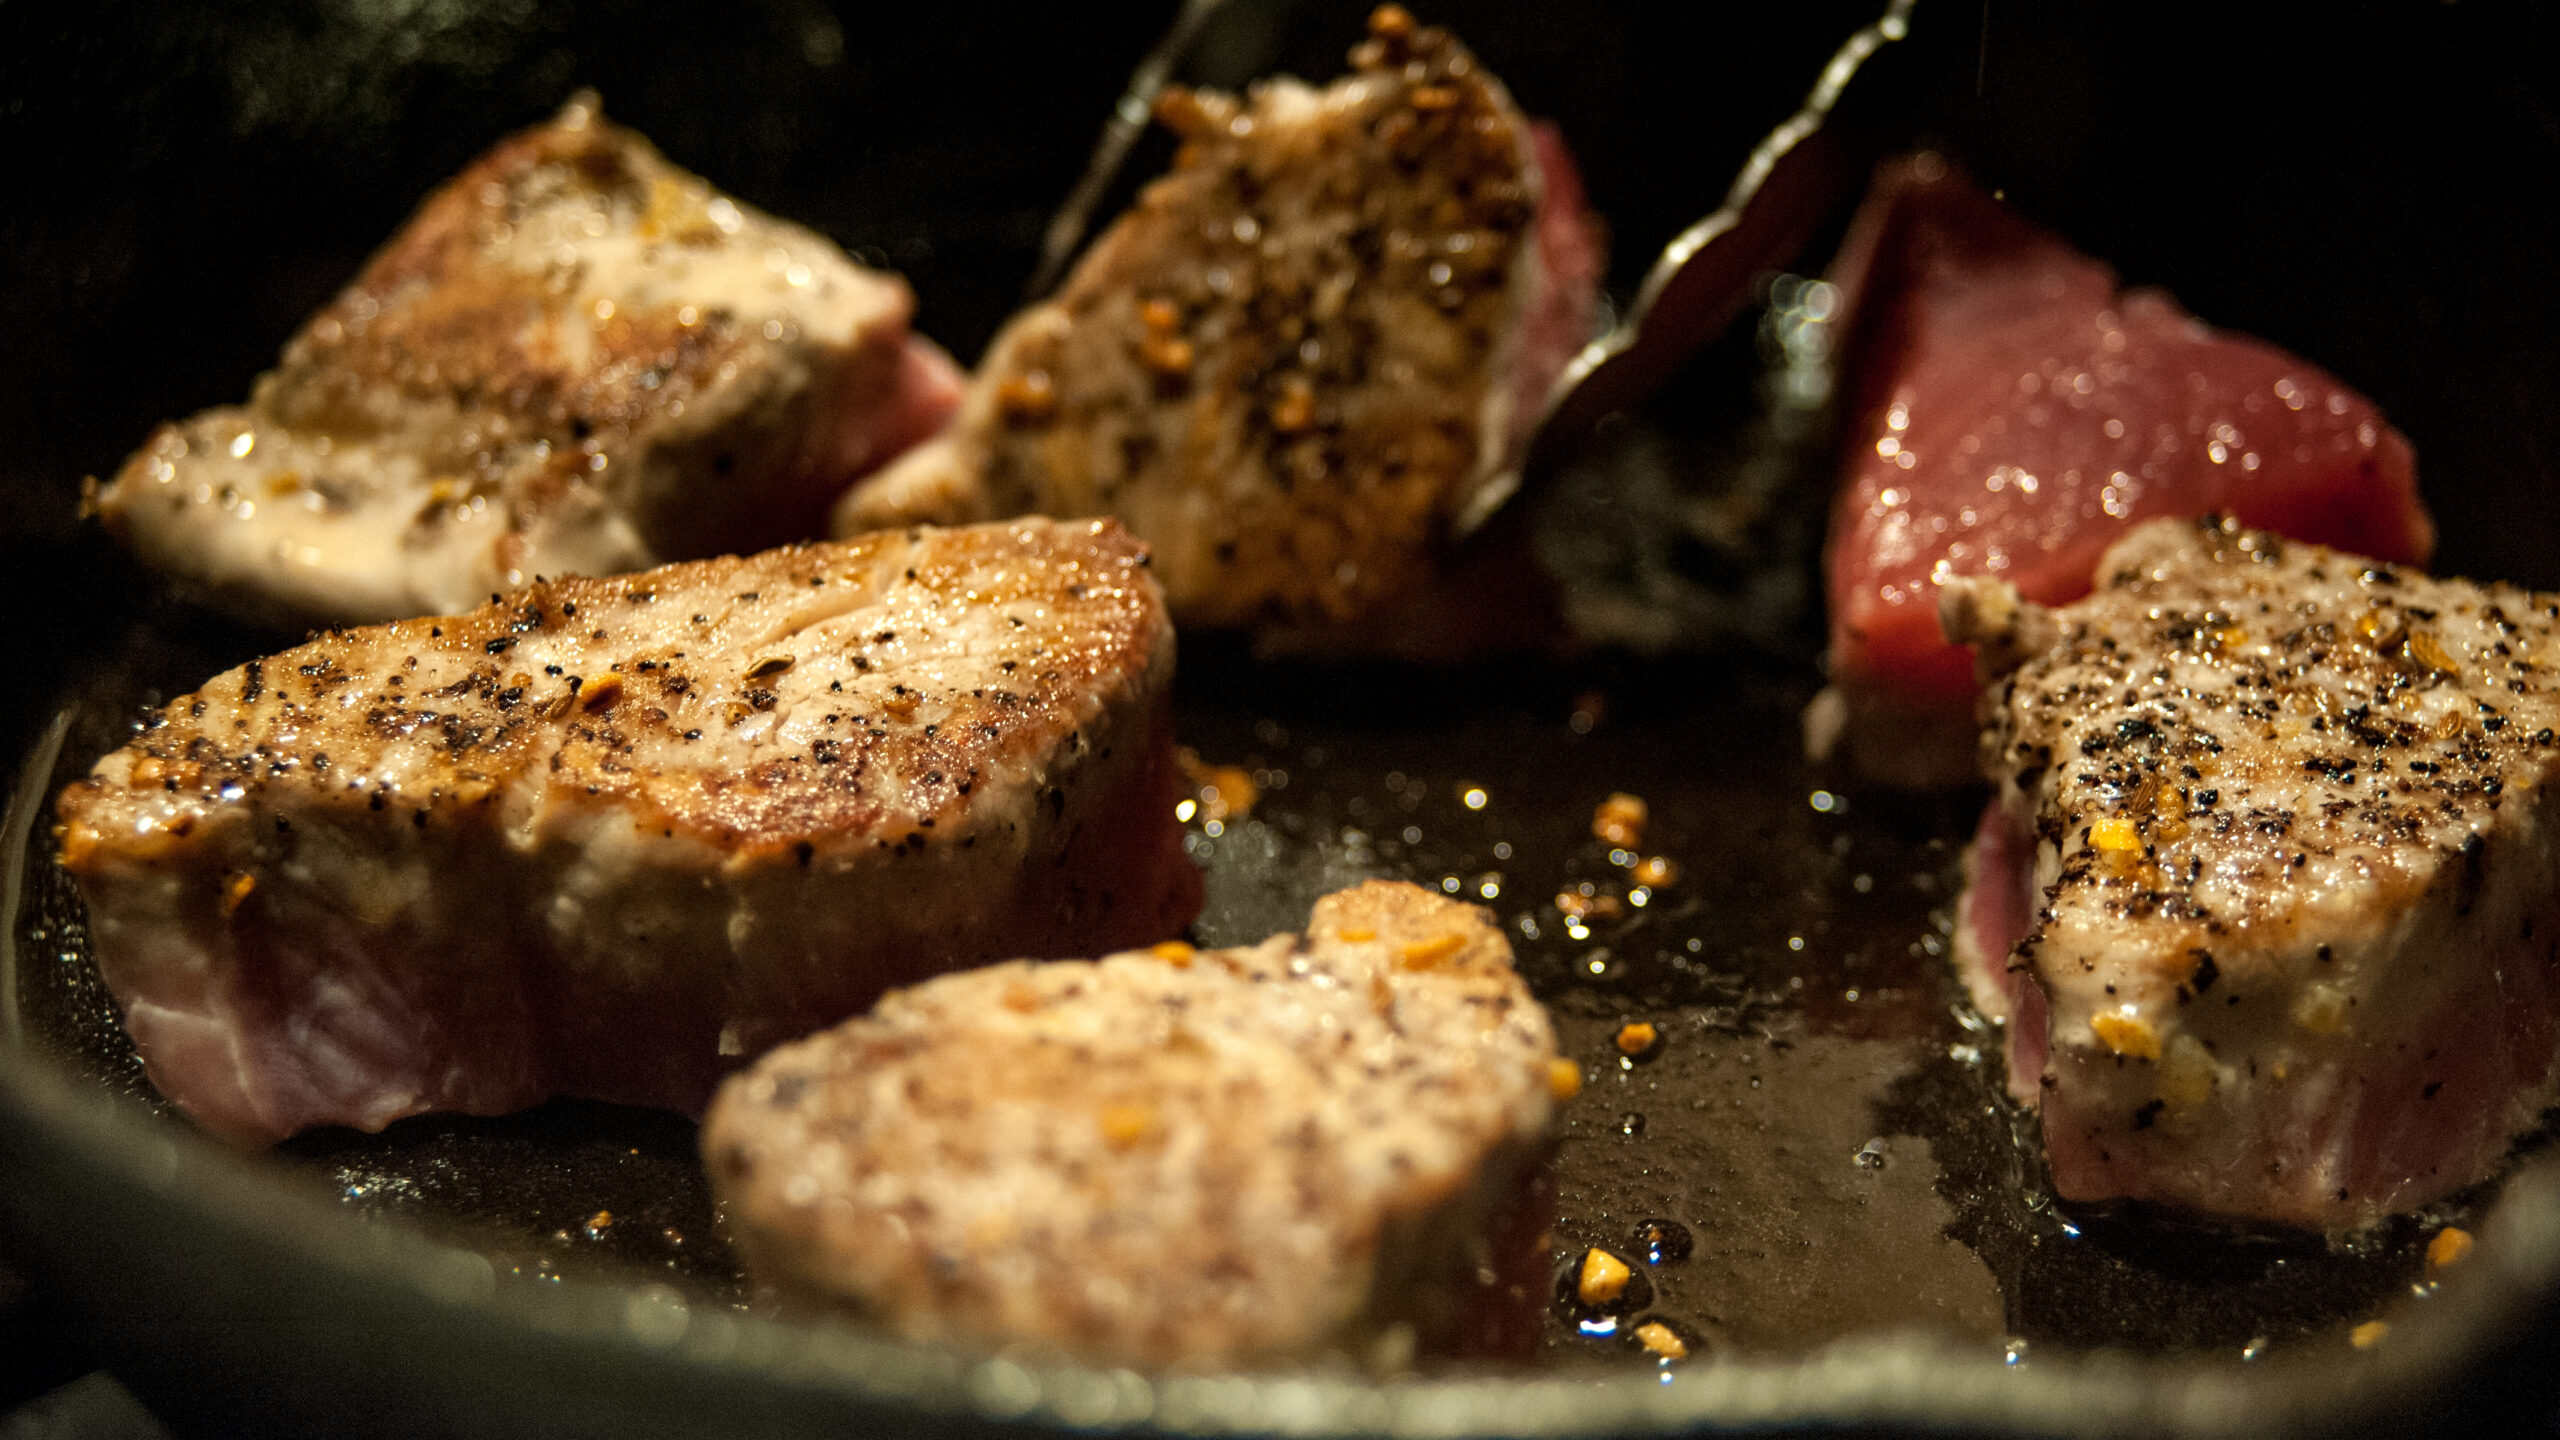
[5,606,2475,1375]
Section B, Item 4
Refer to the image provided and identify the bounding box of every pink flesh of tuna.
[1822,160,2433,772]
[1505,121,1605,467]
[1964,801,2560,1226]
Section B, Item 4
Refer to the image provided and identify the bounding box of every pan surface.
[6,1,2560,1436]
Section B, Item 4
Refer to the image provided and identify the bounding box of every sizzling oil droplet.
[1634,1219,1693,1265]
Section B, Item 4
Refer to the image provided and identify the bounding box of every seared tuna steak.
[834,6,1602,629]
[1949,516,2560,1228]
[93,93,961,628]
[704,880,1560,1369]
[55,519,1197,1143]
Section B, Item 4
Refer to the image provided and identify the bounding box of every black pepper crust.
[59,519,1169,863]
[1980,515,2560,969]
[93,94,931,628]
[837,5,1553,628]
[1948,514,2560,1226]
[50,518,1201,1144]
[703,880,1559,1369]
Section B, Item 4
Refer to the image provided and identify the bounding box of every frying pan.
[8,2,2560,1435]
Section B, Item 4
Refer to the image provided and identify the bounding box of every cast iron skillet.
[8,2,2560,1435]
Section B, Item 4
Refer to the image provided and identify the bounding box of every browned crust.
[704,879,1557,1367]
[270,113,752,442]
[844,9,1541,627]
[97,95,922,622]
[1987,517,2560,961]
[57,520,1166,861]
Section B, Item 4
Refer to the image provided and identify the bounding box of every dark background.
[4,0,2560,1429]
[4,0,2558,598]
[3,0,2558,571]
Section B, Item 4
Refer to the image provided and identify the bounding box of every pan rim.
[6,688,2560,1440]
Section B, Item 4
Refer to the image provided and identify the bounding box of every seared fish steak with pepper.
[94,93,961,627]
[55,519,1198,1143]
[1948,516,2560,1228]
[704,880,1562,1369]
[834,6,1601,629]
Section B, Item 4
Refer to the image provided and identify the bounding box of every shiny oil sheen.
[10,625,2477,1373]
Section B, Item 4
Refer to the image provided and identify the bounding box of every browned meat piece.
[832,6,1602,629]
[1949,516,2560,1228]
[92,93,962,628]
[703,880,1561,1369]
[54,519,1198,1144]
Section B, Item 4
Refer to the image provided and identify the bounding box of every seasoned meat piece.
[1811,157,2432,788]
[1948,516,2560,1228]
[704,880,1560,1369]
[54,520,1197,1144]
[92,93,963,628]
[832,6,1602,629]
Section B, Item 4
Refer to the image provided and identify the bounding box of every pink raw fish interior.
[1963,795,2560,1224]
[1824,159,2433,721]
[1506,121,1605,464]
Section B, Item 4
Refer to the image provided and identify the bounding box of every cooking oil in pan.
[1169,649,2468,1369]
[4,637,2490,1370]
